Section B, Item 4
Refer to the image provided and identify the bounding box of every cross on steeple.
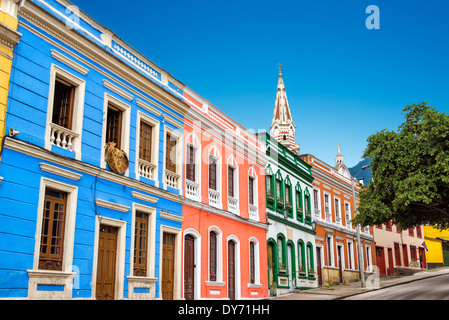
[278,63,283,74]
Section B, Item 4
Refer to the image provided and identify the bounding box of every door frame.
[92,216,126,300]
[227,235,240,300]
[160,225,182,300]
[183,228,201,300]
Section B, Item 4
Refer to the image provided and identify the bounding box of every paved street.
[268,267,449,300]
[343,272,449,300]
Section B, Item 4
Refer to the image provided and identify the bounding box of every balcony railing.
[228,196,238,213]
[50,123,79,152]
[249,203,258,219]
[209,189,221,208]
[138,158,156,180]
[186,179,200,200]
[165,170,180,189]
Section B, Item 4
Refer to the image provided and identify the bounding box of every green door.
[442,243,449,266]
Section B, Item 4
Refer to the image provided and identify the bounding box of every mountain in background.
[348,158,372,185]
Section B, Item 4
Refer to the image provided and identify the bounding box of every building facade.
[422,226,449,269]
[261,133,317,297]
[181,88,269,300]
[300,147,375,286]
[262,67,317,297]
[0,0,21,163]
[0,0,189,299]
[374,222,427,275]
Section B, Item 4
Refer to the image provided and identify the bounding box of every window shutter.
[52,79,75,130]
[186,145,196,181]
[248,177,254,205]
[209,157,217,190]
[228,167,234,197]
[165,133,177,172]
[106,106,122,149]
[139,122,152,162]
[250,242,255,284]
[210,232,217,281]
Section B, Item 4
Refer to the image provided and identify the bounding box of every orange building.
[301,146,375,286]
[181,87,269,300]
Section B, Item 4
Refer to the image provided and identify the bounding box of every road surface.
[343,273,449,300]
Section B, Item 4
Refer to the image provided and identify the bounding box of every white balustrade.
[186,180,199,200]
[208,189,221,207]
[228,196,238,213]
[165,170,180,189]
[249,204,258,219]
[138,159,156,180]
[50,123,78,152]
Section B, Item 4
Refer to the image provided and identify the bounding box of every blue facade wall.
[0,1,186,299]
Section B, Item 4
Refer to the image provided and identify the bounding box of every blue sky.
[71,0,449,168]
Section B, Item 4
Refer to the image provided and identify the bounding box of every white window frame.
[45,64,85,160]
[28,177,78,299]
[206,225,224,285]
[334,196,341,225]
[184,132,201,201]
[248,166,259,221]
[347,240,355,270]
[100,93,131,175]
[135,111,160,184]
[248,237,262,288]
[344,201,352,228]
[162,126,183,193]
[207,145,222,209]
[313,187,321,218]
[226,155,239,214]
[324,192,332,222]
[326,234,334,267]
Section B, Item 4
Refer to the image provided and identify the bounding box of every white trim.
[160,225,182,300]
[226,235,241,300]
[28,177,78,299]
[162,126,183,193]
[159,210,183,222]
[131,191,159,204]
[248,237,261,287]
[103,79,134,101]
[208,225,223,283]
[248,166,259,221]
[39,162,82,181]
[128,203,158,299]
[91,215,126,300]
[44,63,85,160]
[100,93,131,176]
[95,198,130,213]
[135,111,160,184]
[183,228,201,300]
[226,156,239,215]
[136,98,162,117]
[51,49,89,75]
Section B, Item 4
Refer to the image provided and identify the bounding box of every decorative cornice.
[159,210,183,222]
[95,198,130,213]
[51,49,88,75]
[39,162,82,181]
[103,79,134,101]
[0,20,21,51]
[132,191,158,204]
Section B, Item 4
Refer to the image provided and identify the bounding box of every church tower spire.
[335,143,344,166]
[269,64,300,154]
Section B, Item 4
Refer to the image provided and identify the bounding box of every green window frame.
[307,242,315,278]
[265,166,275,207]
[304,188,312,224]
[298,240,306,277]
[275,171,284,214]
[277,234,287,274]
[284,177,293,218]
[295,184,303,222]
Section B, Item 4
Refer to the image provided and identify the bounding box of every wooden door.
[96,225,118,300]
[184,234,195,300]
[376,246,386,275]
[162,232,175,300]
[337,246,343,283]
[316,247,323,286]
[387,248,394,275]
[228,240,235,300]
[402,244,409,267]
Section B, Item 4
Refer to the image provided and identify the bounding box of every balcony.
[165,170,180,189]
[228,196,238,214]
[186,179,200,200]
[49,123,79,152]
[138,158,156,181]
[249,203,258,219]
[208,189,221,208]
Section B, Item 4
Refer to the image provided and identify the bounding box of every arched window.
[307,242,315,276]
[298,240,306,276]
[209,231,217,281]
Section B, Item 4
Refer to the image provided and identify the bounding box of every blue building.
[0,0,189,299]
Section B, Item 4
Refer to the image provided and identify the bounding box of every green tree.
[353,102,449,229]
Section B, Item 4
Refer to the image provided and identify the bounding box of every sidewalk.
[268,267,449,300]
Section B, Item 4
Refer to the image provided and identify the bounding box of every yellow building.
[0,0,21,163]
[423,226,449,268]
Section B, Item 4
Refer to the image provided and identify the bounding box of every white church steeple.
[269,64,300,154]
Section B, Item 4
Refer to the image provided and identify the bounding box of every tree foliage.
[352,102,449,229]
